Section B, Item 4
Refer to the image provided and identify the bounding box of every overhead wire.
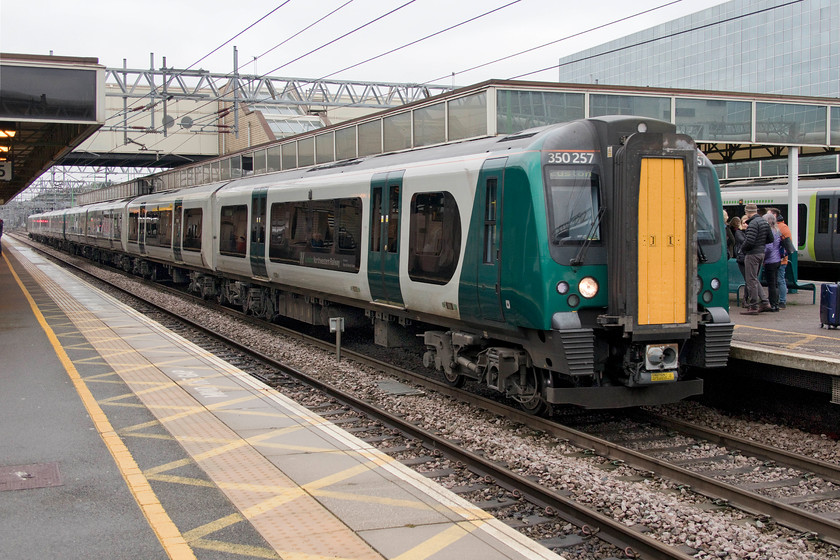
[109,0,420,156]
[316,0,522,81]
[419,0,685,85]
[106,1,294,124]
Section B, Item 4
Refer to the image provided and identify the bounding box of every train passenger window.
[408,192,461,285]
[183,208,202,251]
[145,210,160,245]
[818,199,830,234]
[268,198,362,272]
[545,166,601,245]
[150,208,172,248]
[219,204,248,257]
[128,210,140,242]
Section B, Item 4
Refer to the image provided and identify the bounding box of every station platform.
[727,281,840,399]
[0,237,562,560]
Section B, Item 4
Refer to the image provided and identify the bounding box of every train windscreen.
[697,167,723,262]
[546,166,601,246]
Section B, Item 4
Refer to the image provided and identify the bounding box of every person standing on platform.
[730,216,748,305]
[769,207,795,309]
[0,217,4,254]
[723,210,735,258]
[763,213,782,312]
[740,204,773,315]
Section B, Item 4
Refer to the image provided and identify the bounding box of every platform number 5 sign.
[0,161,11,181]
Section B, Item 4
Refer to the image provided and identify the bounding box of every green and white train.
[722,178,840,269]
[29,116,733,411]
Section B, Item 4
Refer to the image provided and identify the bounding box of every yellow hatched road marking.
[4,253,196,560]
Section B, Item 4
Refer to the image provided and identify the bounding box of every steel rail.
[633,409,840,485]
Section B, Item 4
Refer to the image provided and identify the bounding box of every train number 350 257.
[547,151,594,164]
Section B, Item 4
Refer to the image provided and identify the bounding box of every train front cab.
[539,117,732,408]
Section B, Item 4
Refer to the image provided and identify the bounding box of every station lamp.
[0,122,16,139]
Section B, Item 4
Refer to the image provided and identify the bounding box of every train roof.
[721,177,840,192]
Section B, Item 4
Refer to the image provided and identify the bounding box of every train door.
[250,188,268,278]
[475,158,506,322]
[173,199,183,262]
[814,191,840,263]
[637,157,687,325]
[368,172,404,306]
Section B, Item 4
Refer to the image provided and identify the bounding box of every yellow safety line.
[392,521,482,560]
[734,323,840,340]
[4,252,196,560]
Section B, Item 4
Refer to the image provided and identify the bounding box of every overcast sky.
[1,0,729,86]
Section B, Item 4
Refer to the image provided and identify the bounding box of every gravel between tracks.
[63,256,840,560]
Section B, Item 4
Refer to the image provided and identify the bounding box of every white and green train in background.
[722,178,840,271]
[29,116,733,411]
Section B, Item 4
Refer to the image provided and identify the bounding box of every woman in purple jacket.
[763,213,782,312]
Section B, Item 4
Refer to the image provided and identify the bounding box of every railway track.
[15,234,840,559]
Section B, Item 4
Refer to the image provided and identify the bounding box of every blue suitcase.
[820,283,840,329]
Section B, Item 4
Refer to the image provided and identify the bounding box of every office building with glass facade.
[557,0,839,98]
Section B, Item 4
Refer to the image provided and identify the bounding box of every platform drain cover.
[0,462,63,492]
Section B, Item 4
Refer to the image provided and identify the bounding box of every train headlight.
[578,277,599,299]
[637,122,647,133]
[567,294,580,308]
[556,281,570,295]
[702,290,714,303]
[710,278,721,290]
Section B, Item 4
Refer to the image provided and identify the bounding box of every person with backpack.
[768,208,796,309]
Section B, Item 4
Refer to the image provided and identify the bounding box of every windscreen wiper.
[569,206,605,266]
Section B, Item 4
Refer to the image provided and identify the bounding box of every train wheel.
[512,369,547,415]
[442,368,466,388]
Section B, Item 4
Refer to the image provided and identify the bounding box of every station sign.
[0,161,11,181]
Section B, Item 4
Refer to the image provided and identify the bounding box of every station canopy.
[0,53,105,205]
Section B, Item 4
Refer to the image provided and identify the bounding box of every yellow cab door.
[637,157,686,325]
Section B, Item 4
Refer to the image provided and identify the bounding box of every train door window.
[408,192,461,284]
[128,210,140,242]
[483,179,497,264]
[115,213,122,239]
[387,186,400,253]
[220,204,248,257]
[818,198,830,234]
[183,209,203,251]
[251,196,266,244]
[371,189,383,252]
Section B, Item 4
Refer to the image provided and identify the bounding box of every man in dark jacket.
[740,204,773,314]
